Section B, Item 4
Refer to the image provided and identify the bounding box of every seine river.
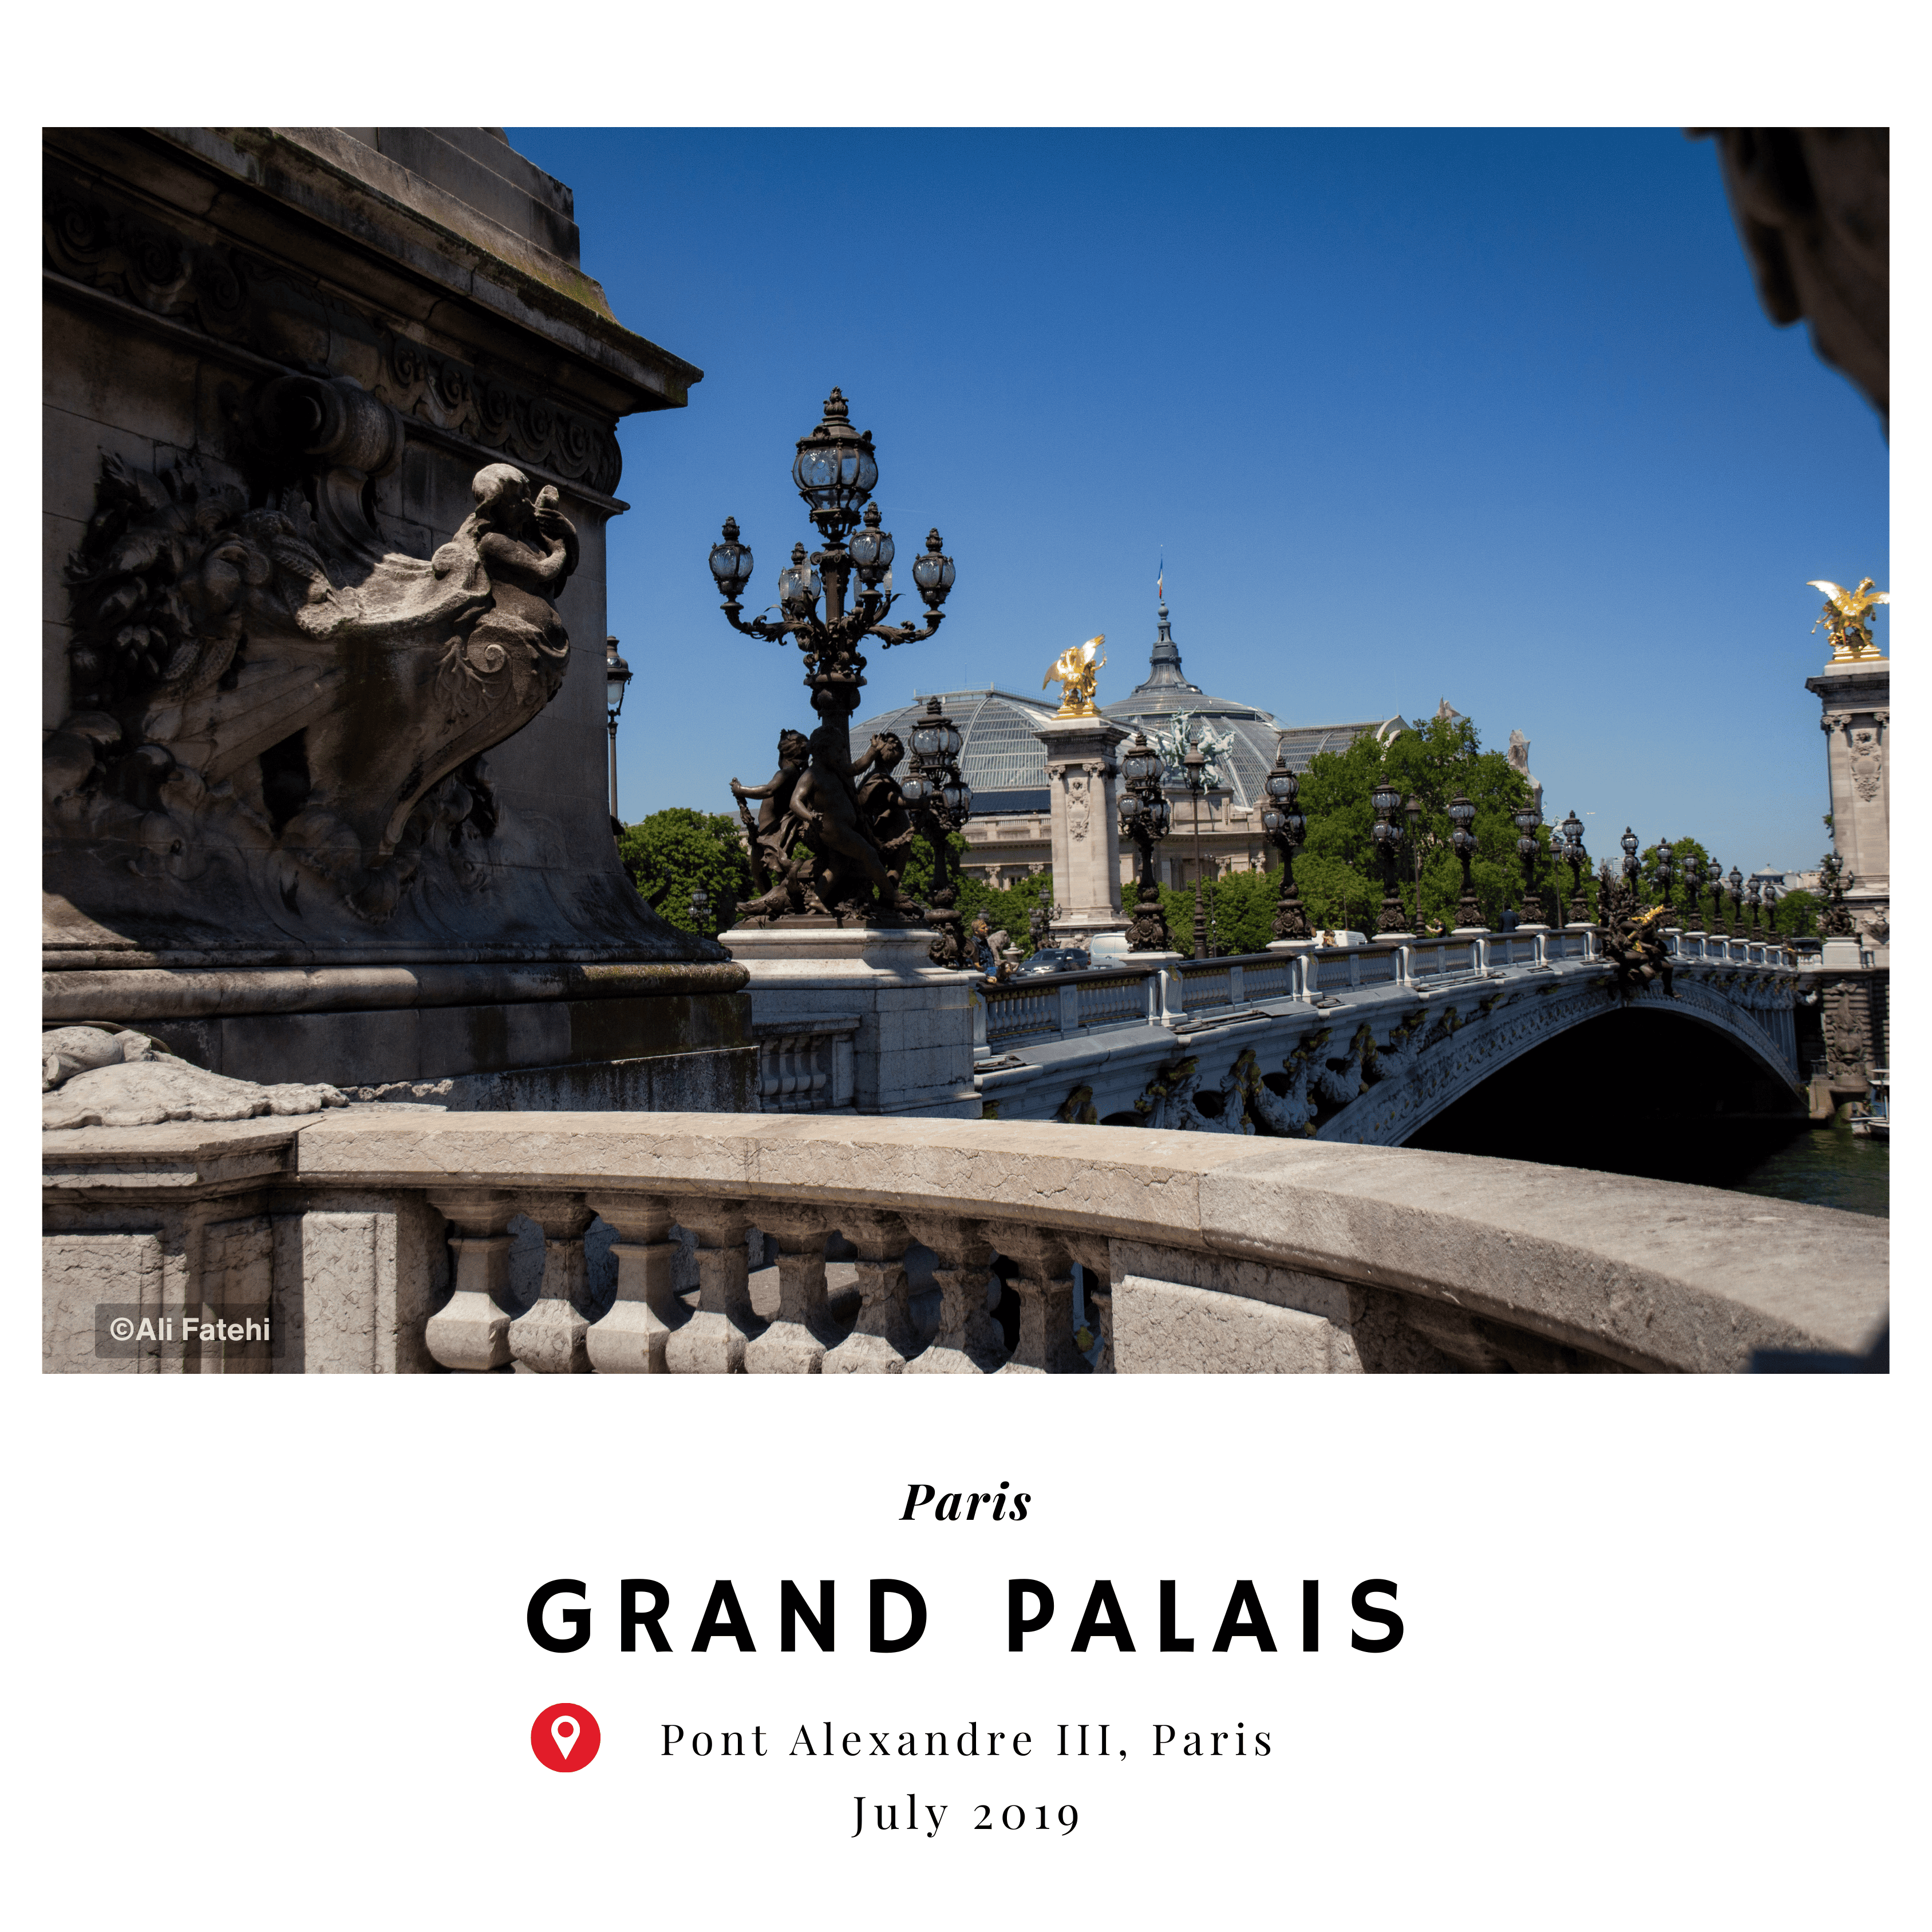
[1726,1116,1888,1219]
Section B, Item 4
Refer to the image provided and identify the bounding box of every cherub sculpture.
[1044,635,1106,717]
[731,729,811,893]
[1809,578,1889,661]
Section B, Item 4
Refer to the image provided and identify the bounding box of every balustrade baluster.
[899,1213,1005,1373]
[744,1203,835,1373]
[821,1208,917,1373]
[504,1192,596,1373]
[583,1195,684,1373]
[985,1223,1088,1373]
[665,1199,764,1373]
[1065,1233,1115,1374]
[425,1189,518,1372]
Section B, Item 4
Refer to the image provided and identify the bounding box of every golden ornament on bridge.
[1044,635,1106,717]
[1809,577,1888,662]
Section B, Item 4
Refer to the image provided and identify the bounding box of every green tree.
[1291,713,1540,932]
[617,808,754,933]
[1773,890,1820,937]
[954,868,1054,957]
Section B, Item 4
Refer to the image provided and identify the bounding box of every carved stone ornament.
[48,376,579,930]
[1821,986,1866,1078]
[1850,727,1883,801]
[1067,773,1091,843]
[42,1023,346,1129]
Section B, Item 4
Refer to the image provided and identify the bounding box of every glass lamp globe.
[708,517,753,599]
[1448,792,1476,830]
[848,501,895,584]
[911,529,956,607]
[791,389,878,535]
[1122,734,1159,787]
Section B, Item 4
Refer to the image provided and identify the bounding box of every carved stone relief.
[48,375,580,931]
[1850,726,1883,800]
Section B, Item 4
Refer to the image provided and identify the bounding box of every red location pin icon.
[532,1703,600,1772]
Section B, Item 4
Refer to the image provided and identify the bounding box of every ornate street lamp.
[900,694,971,895]
[1372,777,1408,935]
[1512,803,1544,926]
[1447,792,1481,929]
[1653,841,1678,926]
[688,883,712,937]
[604,635,633,824]
[1680,846,1705,934]
[1118,732,1174,952]
[1405,794,1425,930]
[707,389,955,924]
[1703,856,1724,934]
[1558,809,1587,926]
[1183,736,1212,958]
[1620,825,1641,914]
[1745,876,1763,939]
[1726,865,1745,934]
[1260,749,1310,941]
[1762,880,1781,939]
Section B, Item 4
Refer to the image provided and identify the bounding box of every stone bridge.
[973,929,1809,1142]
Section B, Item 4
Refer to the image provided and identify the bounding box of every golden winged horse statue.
[1809,577,1889,661]
[1044,635,1106,717]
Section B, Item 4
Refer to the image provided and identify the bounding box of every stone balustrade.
[42,1109,1887,1377]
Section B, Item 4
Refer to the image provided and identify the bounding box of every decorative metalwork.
[899,696,975,966]
[1449,792,1481,929]
[1726,864,1745,935]
[1261,749,1309,941]
[604,635,632,826]
[1372,778,1408,935]
[1652,840,1678,926]
[709,390,955,925]
[1042,637,1106,717]
[1809,576,1888,662]
[1818,850,1856,937]
[1513,803,1545,926]
[1556,809,1587,927]
[1117,732,1174,952]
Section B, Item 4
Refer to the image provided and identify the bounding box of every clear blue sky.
[506,128,1888,876]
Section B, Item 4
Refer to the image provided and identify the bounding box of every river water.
[1727,1116,1888,1219]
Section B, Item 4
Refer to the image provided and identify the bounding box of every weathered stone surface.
[44,127,746,1103]
[44,1056,346,1130]
[43,1230,163,1374]
[1114,1273,1353,1374]
[284,1112,1888,1370]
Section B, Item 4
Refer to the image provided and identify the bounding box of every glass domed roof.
[850,688,1062,812]
[853,599,1400,815]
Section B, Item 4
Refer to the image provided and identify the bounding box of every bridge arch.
[1316,975,1802,1149]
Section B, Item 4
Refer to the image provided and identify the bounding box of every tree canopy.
[616,808,754,934]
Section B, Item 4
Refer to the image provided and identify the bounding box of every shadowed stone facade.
[44,128,752,1109]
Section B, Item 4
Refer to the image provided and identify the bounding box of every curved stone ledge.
[44,959,749,1021]
[280,1112,1887,1372]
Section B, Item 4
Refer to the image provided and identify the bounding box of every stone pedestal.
[42,127,749,1112]
[722,927,977,1117]
[1805,657,1889,955]
[1033,715,1131,947]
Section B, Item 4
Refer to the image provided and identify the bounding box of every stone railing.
[979,932,1601,1057]
[753,1016,860,1112]
[42,1110,1887,1377]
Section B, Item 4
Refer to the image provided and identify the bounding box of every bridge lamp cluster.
[1447,793,1481,929]
[1260,752,1310,942]
[1511,803,1546,925]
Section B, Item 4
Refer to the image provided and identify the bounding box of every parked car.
[1011,946,1091,978]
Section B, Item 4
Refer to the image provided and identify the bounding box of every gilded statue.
[1044,635,1106,717]
[1809,578,1889,662]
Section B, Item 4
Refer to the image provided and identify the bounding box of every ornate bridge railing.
[969,929,1809,1136]
[41,1112,1887,1377]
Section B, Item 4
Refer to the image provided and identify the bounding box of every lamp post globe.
[603,635,633,824]
[1260,749,1310,942]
